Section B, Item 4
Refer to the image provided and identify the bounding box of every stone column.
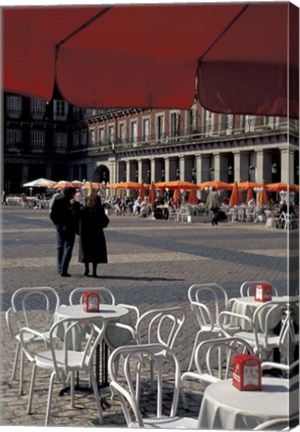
[255,150,264,183]
[179,157,185,180]
[213,153,221,181]
[138,159,143,182]
[233,152,241,182]
[108,157,117,184]
[150,158,156,183]
[164,157,170,181]
[280,147,294,183]
[125,160,130,182]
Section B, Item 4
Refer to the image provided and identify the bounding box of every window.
[81,129,87,146]
[130,121,138,145]
[187,107,196,133]
[156,114,164,141]
[245,115,255,132]
[98,127,105,145]
[89,129,95,146]
[119,123,126,144]
[170,112,180,137]
[30,98,46,119]
[31,130,45,150]
[53,100,68,120]
[7,95,22,118]
[205,110,214,136]
[142,118,150,141]
[73,131,79,148]
[6,129,21,149]
[54,132,67,150]
[225,114,233,135]
[108,125,115,145]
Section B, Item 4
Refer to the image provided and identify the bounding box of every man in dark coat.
[50,187,80,276]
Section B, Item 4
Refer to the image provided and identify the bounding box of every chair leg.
[45,371,56,426]
[70,370,75,409]
[188,332,201,371]
[27,363,37,414]
[12,342,20,381]
[19,349,25,395]
[90,370,103,423]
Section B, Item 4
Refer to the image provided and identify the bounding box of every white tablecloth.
[198,377,298,430]
[54,304,133,350]
[231,296,289,331]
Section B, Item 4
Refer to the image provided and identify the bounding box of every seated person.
[140,197,152,217]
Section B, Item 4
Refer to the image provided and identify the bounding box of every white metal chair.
[5,286,60,395]
[108,343,198,429]
[239,280,279,297]
[187,283,239,370]
[69,286,116,305]
[181,337,254,409]
[219,300,294,360]
[253,416,299,430]
[19,316,107,425]
[109,307,186,391]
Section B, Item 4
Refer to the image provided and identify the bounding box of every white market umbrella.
[23,178,56,187]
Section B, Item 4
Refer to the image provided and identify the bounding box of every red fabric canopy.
[2,3,299,117]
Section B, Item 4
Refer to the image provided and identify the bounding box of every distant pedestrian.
[79,193,109,277]
[49,187,80,277]
[49,188,62,211]
[205,187,220,226]
[2,190,7,205]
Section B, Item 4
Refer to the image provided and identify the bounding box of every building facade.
[3,93,299,194]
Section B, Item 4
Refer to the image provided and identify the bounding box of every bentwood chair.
[239,280,279,297]
[5,286,60,395]
[19,317,107,425]
[108,344,198,429]
[187,283,239,370]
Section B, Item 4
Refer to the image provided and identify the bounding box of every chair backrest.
[194,337,255,381]
[135,307,185,349]
[108,344,181,427]
[48,316,107,377]
[10,286,60,333]
[253,416,299,430]
[69,287,115,306]
[240,280,278,297]
[188,283,228,330]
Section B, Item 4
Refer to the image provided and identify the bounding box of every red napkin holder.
[232,354,261,391]
[83,291,100,312]
[254,283,272,302]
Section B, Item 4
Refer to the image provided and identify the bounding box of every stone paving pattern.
[0,207,296,427]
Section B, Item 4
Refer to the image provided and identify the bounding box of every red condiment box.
[83,291,100,312]
[232,354,261,391]
[254,283,272,302]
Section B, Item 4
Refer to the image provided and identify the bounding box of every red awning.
[2,3,298,117]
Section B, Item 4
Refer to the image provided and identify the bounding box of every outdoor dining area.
[5,282,299,429]
[8,178,298,231]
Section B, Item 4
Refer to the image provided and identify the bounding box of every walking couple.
[50,187,109,277]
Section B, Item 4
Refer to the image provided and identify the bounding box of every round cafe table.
[198,377,298,430]
[54,304,133,389]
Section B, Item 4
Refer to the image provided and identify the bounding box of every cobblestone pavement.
[0,207,295,428]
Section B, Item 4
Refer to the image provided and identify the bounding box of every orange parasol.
[109,181,148,190]
[188,188,198,205]
[257,183,268,206]
[148,181,156,204]
[154,180,197,190]
[246,187,254,203]
[236,181,264,190]
[266,183,299,193]
[82,182,102,190]
[53,180,74,189]
[173,188,182,207]
[198,181,232,191]
[229,181,242,206]
[139,182,146,200]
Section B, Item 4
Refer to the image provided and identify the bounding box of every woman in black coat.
[79,194,109,277]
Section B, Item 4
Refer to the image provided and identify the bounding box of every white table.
[198,377,298,430]
[231,296,292,331]
[54,304,133,389]
[54,304,132,350]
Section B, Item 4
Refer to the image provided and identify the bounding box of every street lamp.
[161,169,165,181]
[123,170,127,182]
[271,163,278,175]
[147,170,150,182]
[209,167,214,180]
[228,165,233,177]
[135,170,138,182]
[176,168,180,180]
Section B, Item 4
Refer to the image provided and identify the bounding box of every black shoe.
[84,271,89,276]
[61,273,71,277]
[92,273,98,278]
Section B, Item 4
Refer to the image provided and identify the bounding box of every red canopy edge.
[2,3,299,117]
